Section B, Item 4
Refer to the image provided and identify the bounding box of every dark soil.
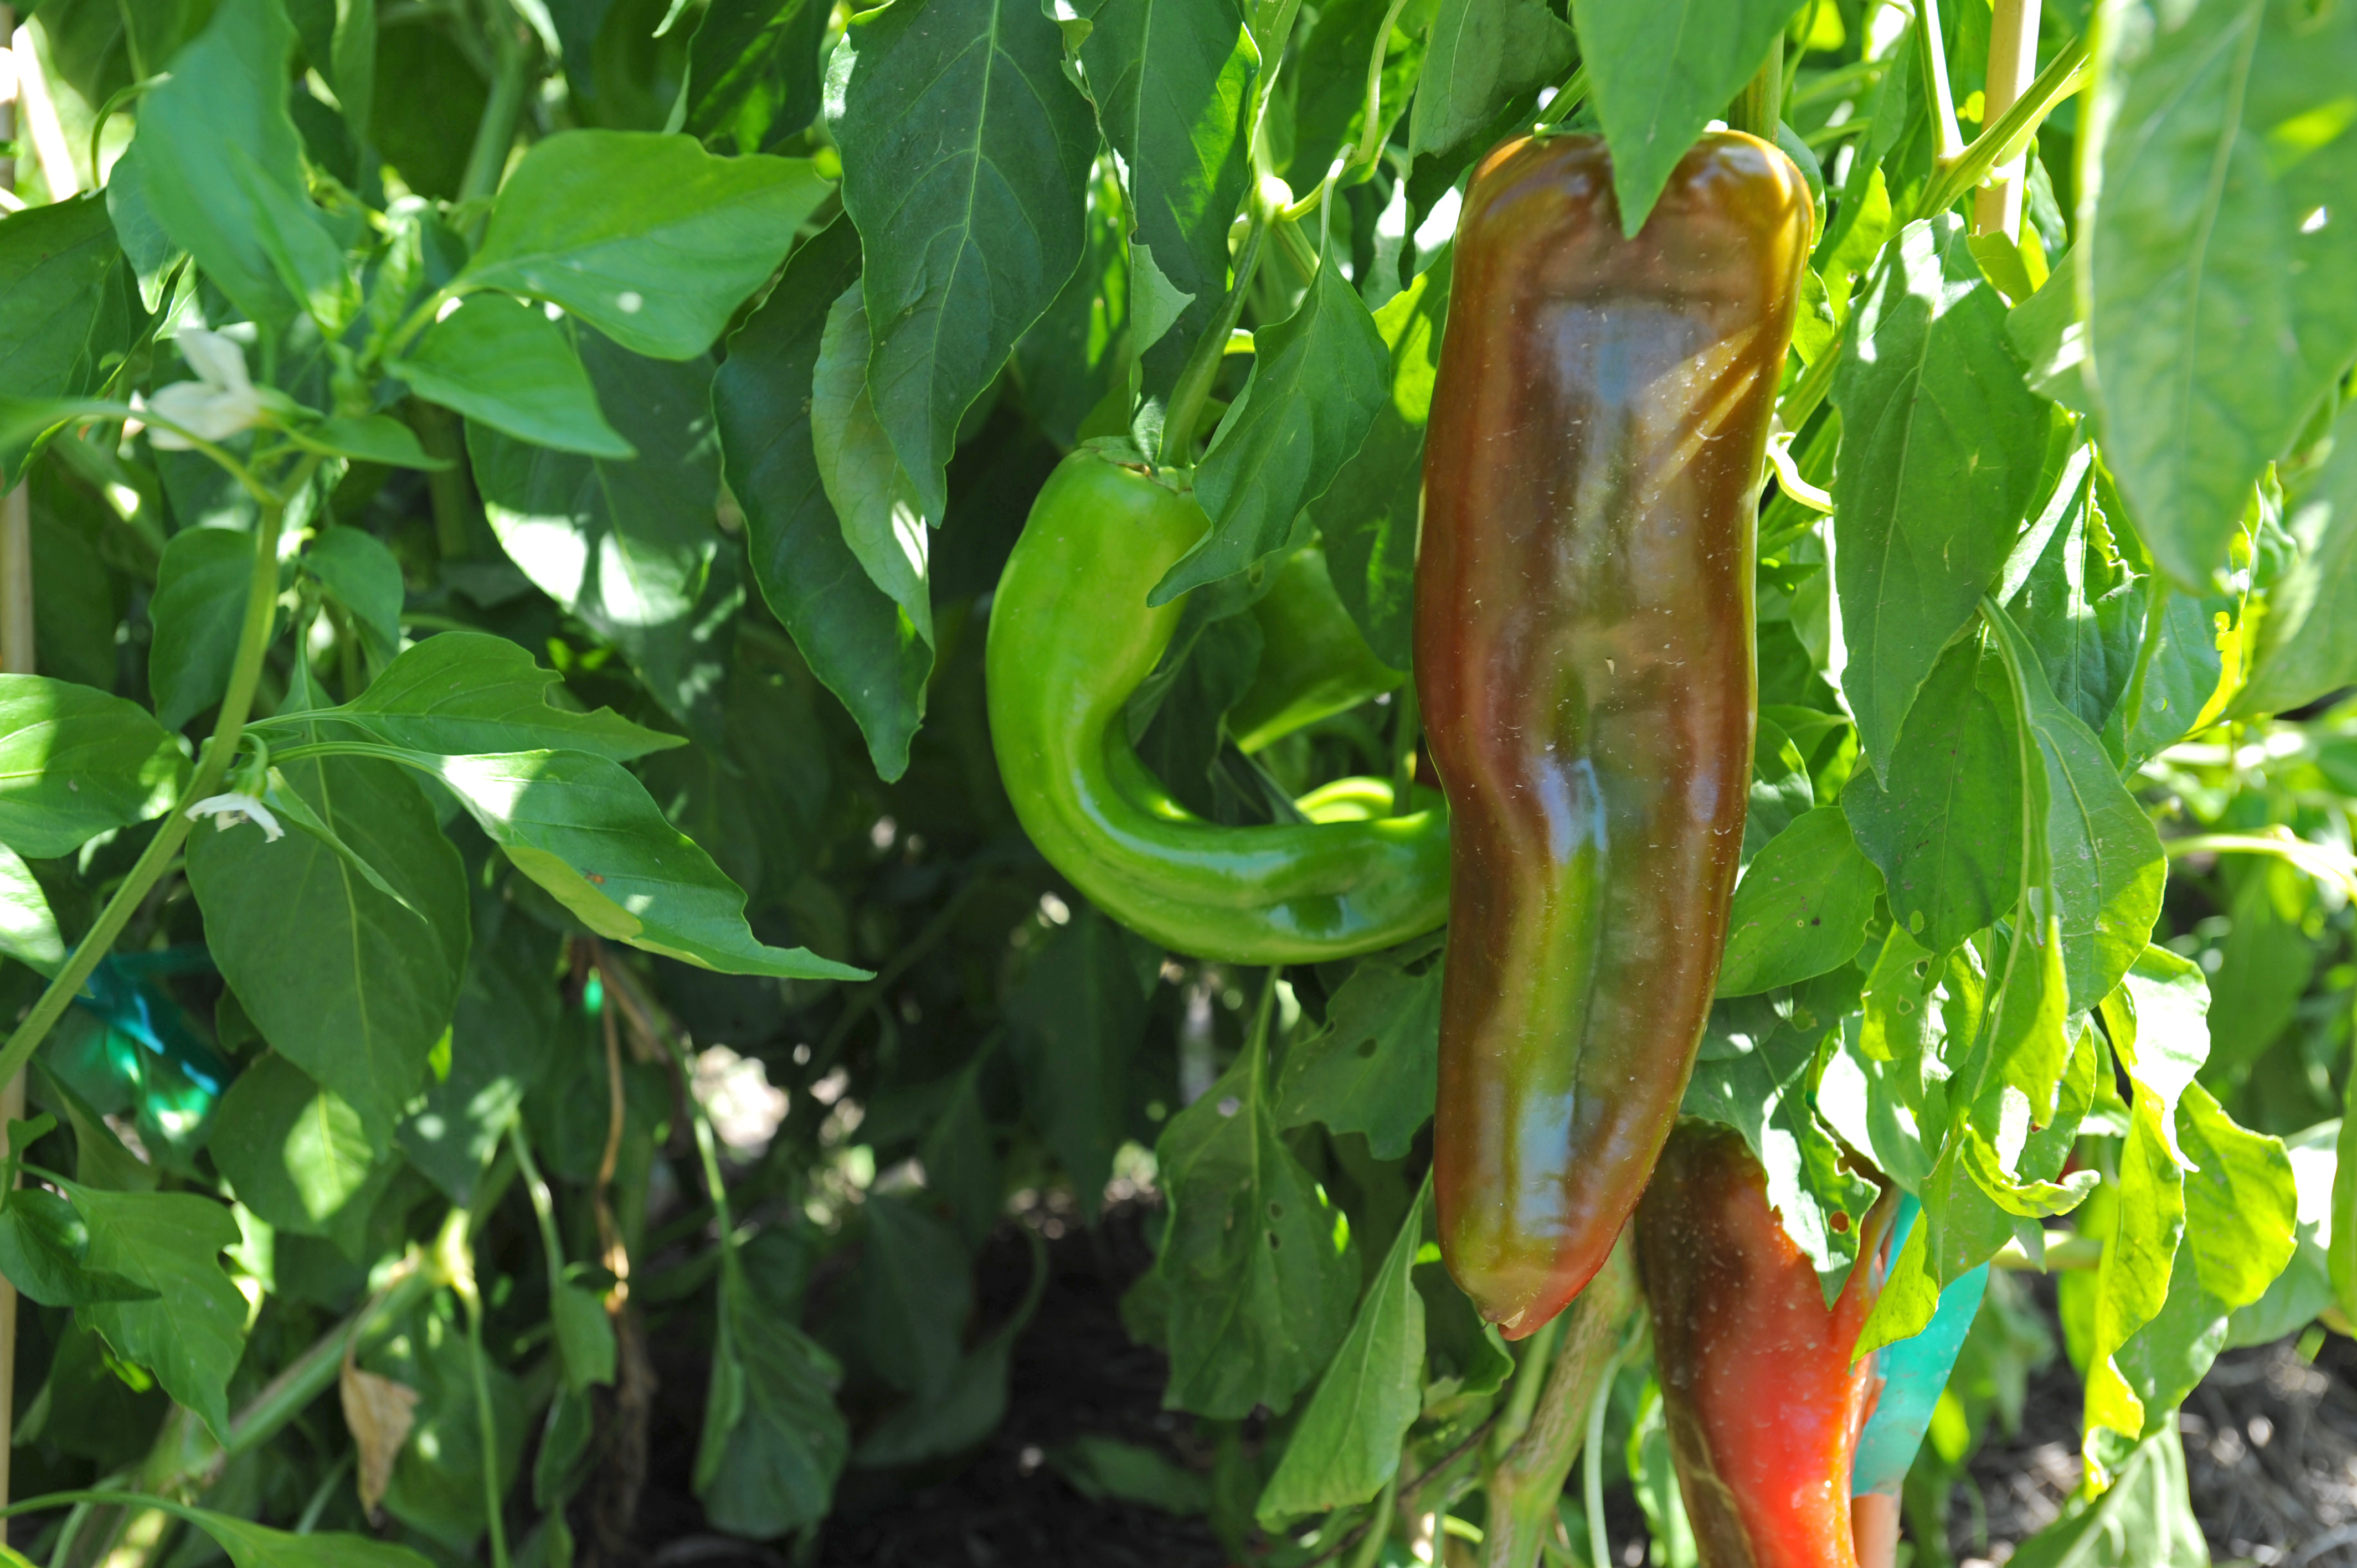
[1953,1299,2357,1568]
[603,1202,2357,1568]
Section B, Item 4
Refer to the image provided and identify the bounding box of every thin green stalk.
[1158,212,1272,466]
[510,1119,573,1296]
[1390,680,1421,816]
[1730,32,1785,140]
[1581,1348,1619,1568]
[457,5,532,218]
[442,1213,512,1568]
[0,456,318,1091]
[1493,1314,1564,1456]
[1912,33,2091,221]
[1913,0,1964,159]
[1345,1471,1397,1568]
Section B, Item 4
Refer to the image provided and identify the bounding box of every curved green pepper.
[1637,1121,1891,1568]
[985,452,1449,963]
[1227,548,1404,754]
[1421,132,1810,1335]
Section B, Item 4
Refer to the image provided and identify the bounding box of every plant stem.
[411,400,475,559]
[1582,1343,1619,1568]
[1913,0,1964,160]
[1730,32,1785,140]
[1478,1236,1640,1568]
[1973,0,2042,237]
[1158,211,1272,466]
[457,4,532,218]
[1913,33,2090,223]
[1345,1471,1397,1568]
[444,1210,513,1568]
[0,456,316,1091]
[1390,679,1421,816]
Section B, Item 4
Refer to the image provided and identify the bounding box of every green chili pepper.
[986,453,1449,963]
[1421,132,1811,1335]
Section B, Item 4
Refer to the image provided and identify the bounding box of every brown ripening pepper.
[1418,132,1811,1335]
[1636,1122,1892,1568]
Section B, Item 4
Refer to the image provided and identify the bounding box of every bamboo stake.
[1974,0,2043,238]
[0,0,27,1520]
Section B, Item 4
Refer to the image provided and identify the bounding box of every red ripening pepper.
[1637,1121,1892,1568]
[1418,132,1812,1335]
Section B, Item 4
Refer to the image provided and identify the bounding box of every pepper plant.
[0,0,2352,1562]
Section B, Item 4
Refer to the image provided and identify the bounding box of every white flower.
[142,324,267,449]
[184,793,284,842]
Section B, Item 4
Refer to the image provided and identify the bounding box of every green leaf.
[550,1282,618,1394]
[812,282,935,646]
[0,845,64,977]
[300,415,450,472]
[1842,633,2023,952]
[1307,250,1449,668]
[2085,0,2357,587]
[58,1178,249,1440]
[2005,1426,2207,1568]
[168,1508,437,1568]
[185,754,470,1141]
[1255,1182,1427,1526]
[1567,0,1798,234]
[1857,1128,2019,1356]
[390,295,634,460]
[2006,248,2093,416]
[694,1258,849,1537]
[1153,235,1391,603]
[0,194,128,487]
[369,1296,525,1549]
[1714,806,1882,997]
[34,1062,159,1193]
[713,216,932,780]
[303,527,406,661]
[854,1236,1047,1468]
[2115,579,2229,769]
[422,749,868,981]
[399,901,560,1204]
[457,132,832,359]
[1150,1030,1358,1418]
[1274,934,1443,1160]
[1684,999,1880,1286]
[1050,1435,1213,1513]
[2176,1083,2298,1312]
[470,331,740,740]
[2082,1059,2187,1459]
[858,1194,973,1401]
[2236,398,2357,715]
[1412,0,1574,162]
[1834,217,2056,778]
[0,1188,159,1307]
[208,1053,383,1239]
[684,0,832,154]
[275,632,682,762]
[133,0,354,333]
[1079,0,1257,353]
[148,527,259,733]
[1291,0,1428,185]
[1983,602,2166,1013]
[1008,907,1153,1219]
[2001,441,2143,737]
[0,675,186,859]
[828,0,1098,513]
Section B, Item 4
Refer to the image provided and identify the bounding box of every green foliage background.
[0,0,2354,1561]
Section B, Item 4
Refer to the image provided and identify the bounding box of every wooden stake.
[1974,0,2042,238]
[1,3,30,1519]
